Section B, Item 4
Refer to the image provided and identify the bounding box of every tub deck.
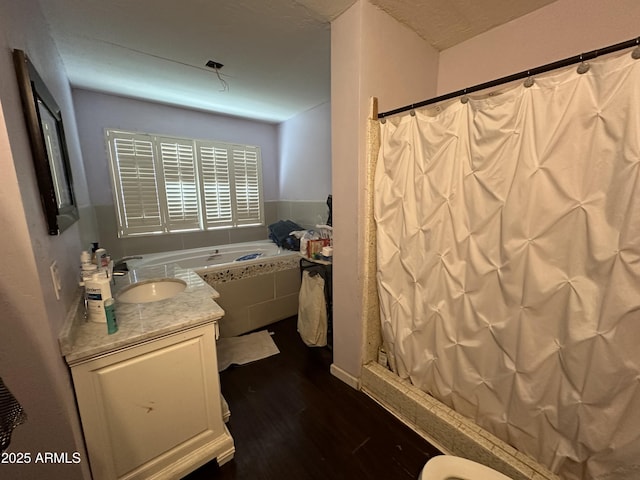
[127,241,302,337]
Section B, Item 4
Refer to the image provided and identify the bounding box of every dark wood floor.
[184,316,440,480]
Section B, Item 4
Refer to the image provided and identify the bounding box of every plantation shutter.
[232,145,263,225]
[197,141,233,228]
[107,129,264,236]
[158,137,201,232]
[107,131,163,236]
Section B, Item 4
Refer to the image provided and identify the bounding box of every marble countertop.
[59,264,224,365]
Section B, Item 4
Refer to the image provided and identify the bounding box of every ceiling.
[38,0,556,123]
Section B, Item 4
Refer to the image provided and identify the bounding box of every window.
[107,129,263,237]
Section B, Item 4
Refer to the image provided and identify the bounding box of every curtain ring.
[410,109,416,117]
[460,89,469,104]
[380,117,386,124]
[632,38,640,59]
[577,56,590,74]
[524,72,534,88]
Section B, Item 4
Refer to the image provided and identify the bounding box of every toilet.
[420,455,514,480]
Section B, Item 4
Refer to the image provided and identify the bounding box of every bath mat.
[217,330,279,372]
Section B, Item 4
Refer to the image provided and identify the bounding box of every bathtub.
[128,240,302,337]
[129,240,291,271]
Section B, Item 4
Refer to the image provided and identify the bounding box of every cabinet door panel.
[97,337,210,475]
[71,325,227,480]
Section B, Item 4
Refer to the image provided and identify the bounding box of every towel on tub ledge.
[0,377,26,452]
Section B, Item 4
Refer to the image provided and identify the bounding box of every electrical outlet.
[50,260,62,300]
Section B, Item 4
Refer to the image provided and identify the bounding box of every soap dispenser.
[90,242,100,265]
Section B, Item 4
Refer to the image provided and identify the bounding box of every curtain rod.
[378,36,640,119]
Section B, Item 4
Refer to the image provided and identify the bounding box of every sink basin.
[117,278,187,304]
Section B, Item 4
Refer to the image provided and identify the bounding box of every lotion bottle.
[85,271,112,323]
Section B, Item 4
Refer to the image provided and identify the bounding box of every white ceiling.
[38,0,556,123]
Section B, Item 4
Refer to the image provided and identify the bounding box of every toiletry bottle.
[80,250,92,266]
[80,263,98,285]
[85,271,112,323]
[79,250,93,286]
[95,248,108,268]
[91,242,100,264]
[104,298,118,334]
[78,262,97,322]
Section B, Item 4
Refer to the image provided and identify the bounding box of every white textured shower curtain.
[375,50,640,480]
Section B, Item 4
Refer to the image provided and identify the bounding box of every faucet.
[113,255,143,273]
[207,249,220,261]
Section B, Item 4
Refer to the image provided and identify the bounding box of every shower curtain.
[375,49,640,480]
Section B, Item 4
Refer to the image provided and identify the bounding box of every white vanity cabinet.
[69,321,234,480]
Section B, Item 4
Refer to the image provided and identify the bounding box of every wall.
[437,0,640,95]
[0,0,91,478]
[331,0,439,383]
[73,89,281,259]
[277,101,332,228]
[278,101,331,201]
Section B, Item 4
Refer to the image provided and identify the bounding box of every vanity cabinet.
[69,321,234,480]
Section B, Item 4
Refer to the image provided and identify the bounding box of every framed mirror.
[13,49,79,235]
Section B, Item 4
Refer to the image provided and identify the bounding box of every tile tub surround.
[274,200,330,230]
[197,252,300,284]
[59,264,224,364]
[198,254,302,338]
[93,204,272,261]
[360,363,560,480]
[91,200,327,261]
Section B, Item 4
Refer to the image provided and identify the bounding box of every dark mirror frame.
[13,49,79,235]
